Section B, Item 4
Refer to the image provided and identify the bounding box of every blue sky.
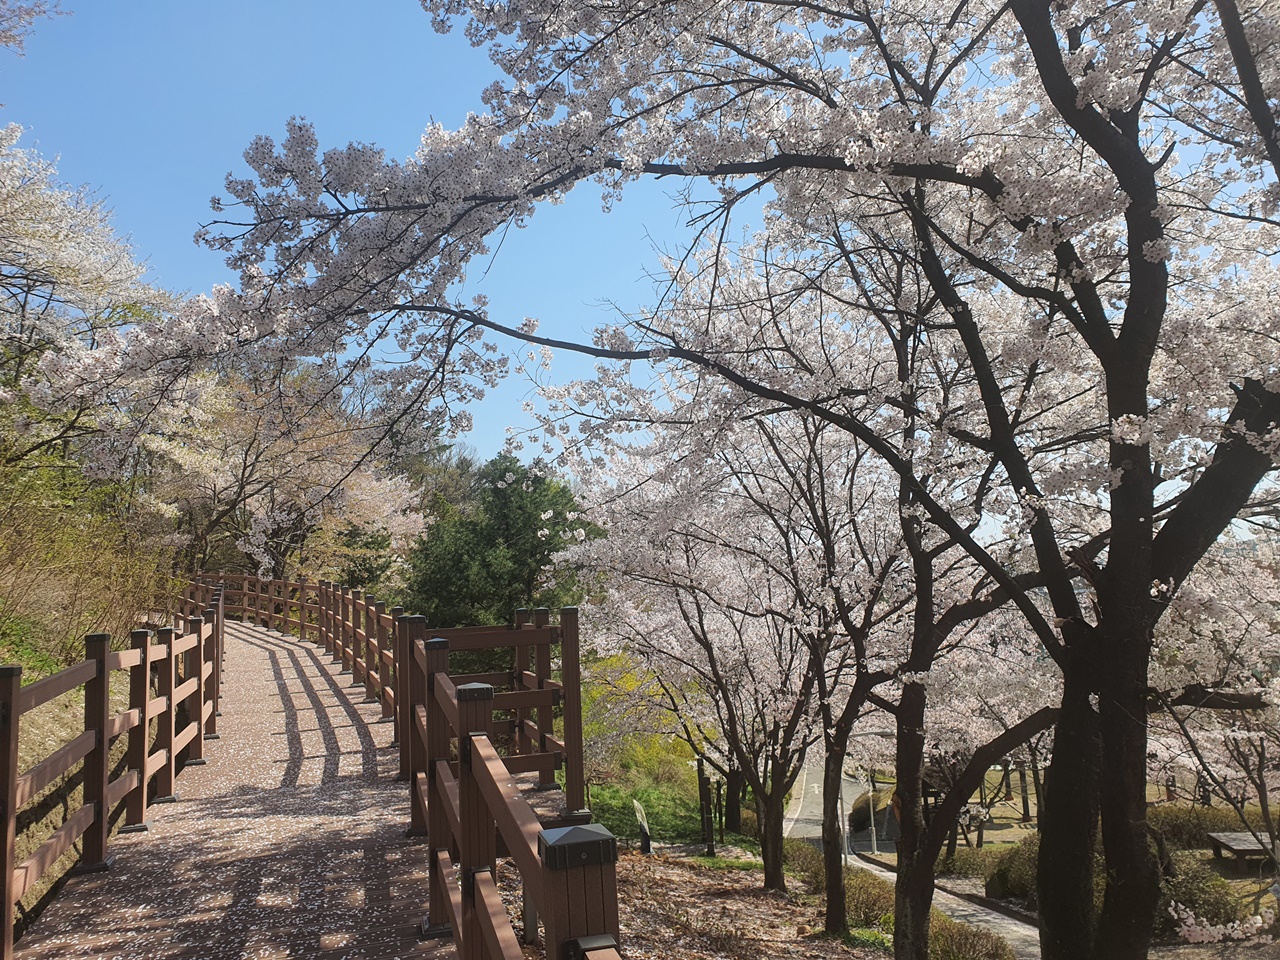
[3,1,707,457]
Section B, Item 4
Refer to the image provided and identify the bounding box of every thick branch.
[1152,378,1280,592]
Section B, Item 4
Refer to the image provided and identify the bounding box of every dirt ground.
[1150,944,1280,959]
[498,850,877,959]
[613,852,878,960]
[500,847,1279,959]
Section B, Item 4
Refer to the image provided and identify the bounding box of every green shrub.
[984,833,1040,907]
[739,806,760,839]
[588,780,702,842]
[937,845,1009,880]
[847,928,892,951]
[844,866,898,927]
[929,914,1016,960]
[1153,852,1243,939]
[783,837,825,887]
[1147,804,1270,850]
[786,856,1015,960]
[849,789,895,833]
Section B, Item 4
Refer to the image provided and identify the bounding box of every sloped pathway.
[15,620,452,960]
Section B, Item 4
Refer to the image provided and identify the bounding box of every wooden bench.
[1207,832,1275,872]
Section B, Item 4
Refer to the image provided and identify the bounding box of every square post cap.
[456,682,494,702]
[539,823,618,869]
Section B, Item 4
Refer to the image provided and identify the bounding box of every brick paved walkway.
[15,620,453,960]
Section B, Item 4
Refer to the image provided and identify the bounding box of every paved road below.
[784,758,1040,959]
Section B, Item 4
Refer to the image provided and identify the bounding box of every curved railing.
[181,575,619,960]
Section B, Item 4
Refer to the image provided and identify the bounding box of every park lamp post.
[845,729,895,858]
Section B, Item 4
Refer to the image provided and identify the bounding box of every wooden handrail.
[1,603,222,957]
[470,735,544,903]
[16,661,97,716]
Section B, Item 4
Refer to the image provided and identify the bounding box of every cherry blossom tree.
[1148,546,1280,864]
[568,425,821,890]
[196,3,1280,958]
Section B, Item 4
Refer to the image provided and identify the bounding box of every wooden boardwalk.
[15,620,454,960]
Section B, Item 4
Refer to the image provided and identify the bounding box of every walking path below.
[15,621,453,960]
[784,762,1041,960]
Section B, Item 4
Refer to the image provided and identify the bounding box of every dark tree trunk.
[760,770,788,891]
[1037,660,1102,960]
[725,766,743,834]
[821,739,850,933]
[1029,750,1044,824]
[893,684,930,960]
[1094,623,1160,959]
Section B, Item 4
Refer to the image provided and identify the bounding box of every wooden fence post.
[347,589,363,681]
[186,617,207,764]
[203,607,220,741]
[363,596,378,702]
[533,608,555,788]
[390,607,405,754]
[457,683,496,960]
[124,629,152,831]
[335,586,350,668]
[315,581,324,650]
[373,601,389,712]
[154,628,177,803]
[297,577,308,643]
[82,633,113,869]
[538,823,620,959]
[405,617,428,835]
[423,638,450,936]
[514,609,531,758]
[212,589,225,725]
[560,607,586,813]
[1,664,22,958]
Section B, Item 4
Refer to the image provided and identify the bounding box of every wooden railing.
[183,575,618,960]
[405,622,621,960]
[0,592,225,958]
[184,577,588,814]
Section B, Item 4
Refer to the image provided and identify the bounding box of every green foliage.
[1154,852,1244,939]
[0,462,174,672]
[334,526,395,596]
[690,855,765,872]
[587,728,701,841]
[929,914,1016,960]
[848,789,894,833]
[589,778,703,843]
[843,868,899,927]
[783,837,824,887]
[781,840,1014,959]
[984,833,1042,907]
[1147,803,1271,850]
[937,845,1010,880]
[845,928,893,951]
[405,455,598,669]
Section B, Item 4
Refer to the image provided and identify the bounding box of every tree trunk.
[1094,629,1160,960]
[1030,750,1044,824]
[725,766,743,834]
[760,773,788,891]
[822,740,849,933]
[893,683,930,960]
[1037,662,1101,960]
